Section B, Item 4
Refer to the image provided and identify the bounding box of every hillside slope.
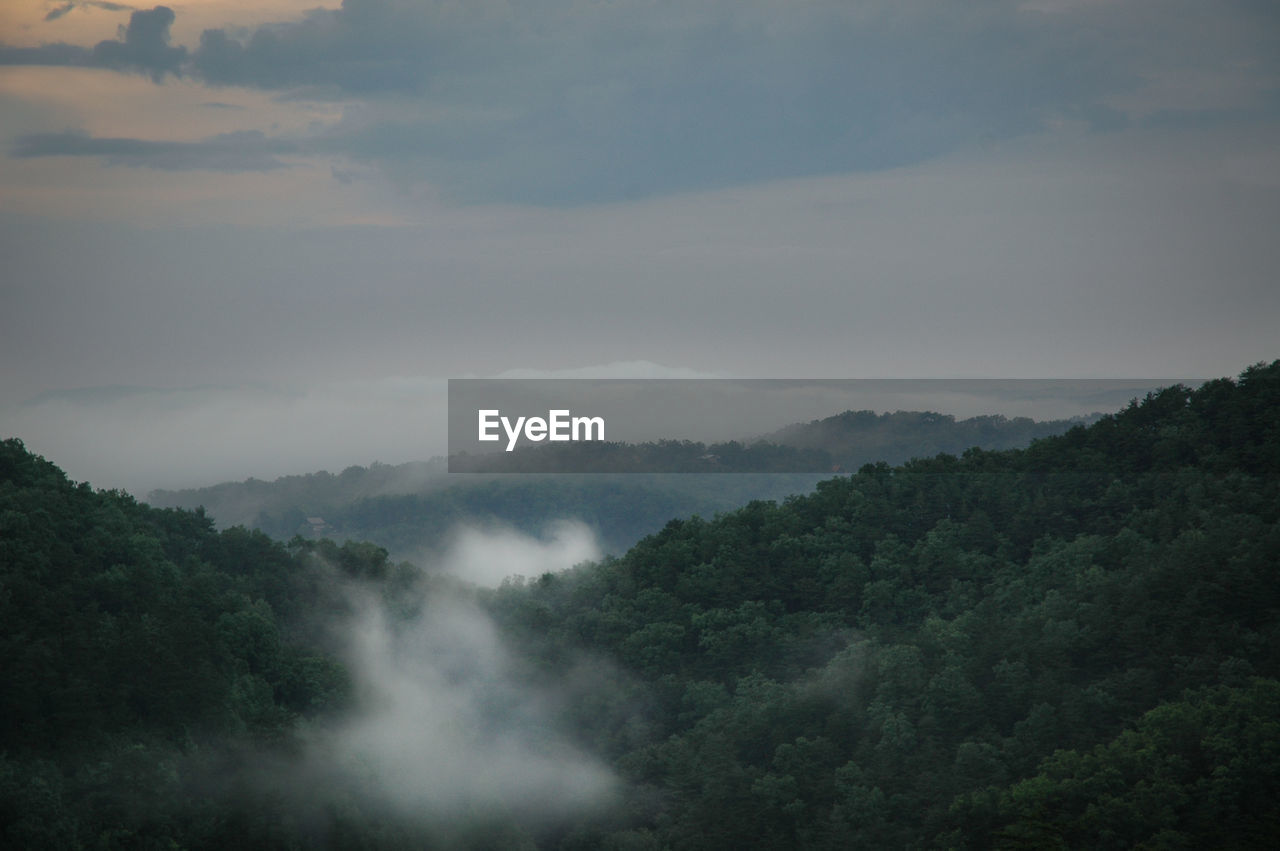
[482,361,1280,848]
[2,361,1277,848]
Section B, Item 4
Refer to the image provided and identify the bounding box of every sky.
[1,0,1278,493]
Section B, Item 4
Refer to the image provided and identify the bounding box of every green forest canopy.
[1,360,1277,848]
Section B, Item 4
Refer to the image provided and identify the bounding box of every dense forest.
[2,361,1278,848]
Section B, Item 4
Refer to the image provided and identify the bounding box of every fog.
[437,521,602,588]
[1,380,449,494]
[237,525,621,840]
[319,588,615,820]
[5,370,1190,496]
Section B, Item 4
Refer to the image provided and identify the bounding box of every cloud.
[90,5,185,80]
[181,0,1279,204]
[436,522,602,587]
[45,0,134,18]
[5,1,1279,204]
[44,3,76,22]
[225,0,1092,202]
[11,129,295,171]
[192,5,429,94]
[2,5,177,79]
[308,581,617,824]
[492,361,722,380]
[0,42,91,66]
[1,380,451,494]
[201,560,621,837]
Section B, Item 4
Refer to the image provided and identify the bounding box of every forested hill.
[481,361,1280,848]
[0,438,402,847]
[2,360,1278,849]
[764,408,1097,469]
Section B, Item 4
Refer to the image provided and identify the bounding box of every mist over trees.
[153,468,826,558]
[2,361,1278,848]
[149,408,1093,557]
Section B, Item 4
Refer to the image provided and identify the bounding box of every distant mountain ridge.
[763,408,1100,468]
[149,407,1100,556]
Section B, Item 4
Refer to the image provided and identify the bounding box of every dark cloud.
[0,6,184,79]
[0,42,90,66]
[5,1,1280,204]
[45,0,136,16]
[177,0,1280,204]
[91,5,185,81]
[192,6,428,94]
[45,3,76,22]
[11,129,296,171]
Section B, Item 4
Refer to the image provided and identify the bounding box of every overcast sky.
[1,0,1277,492]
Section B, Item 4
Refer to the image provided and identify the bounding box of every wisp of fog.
[289,522,615,835]
[437,520,601,587]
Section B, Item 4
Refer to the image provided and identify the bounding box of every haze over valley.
[2,0,1278,846]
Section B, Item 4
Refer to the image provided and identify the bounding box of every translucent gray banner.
[447,378,1193,473]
